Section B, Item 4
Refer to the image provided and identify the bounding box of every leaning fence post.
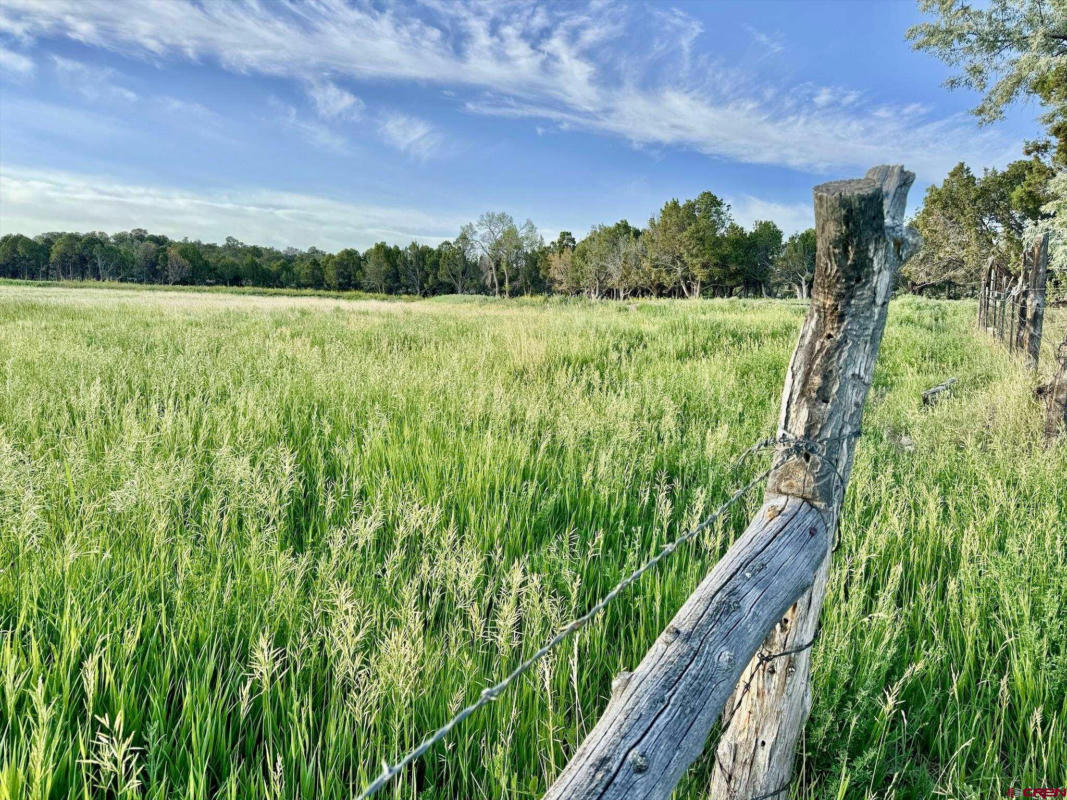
[541,166,913,800]
[706,168,912,799]
[1024,233,1050,367]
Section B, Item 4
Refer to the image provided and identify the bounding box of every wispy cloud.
[0,0,1017,177]
[268,98,350,154]
[378,113,444,160]
[745,25,785,56]
[0,45,34,76]
[52,55,137,103]
[307,79,364,120]
[0,165,466,250]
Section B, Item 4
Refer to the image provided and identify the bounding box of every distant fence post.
[978,258,992,329]
[540,166,913,800]
[1015,268,1028,352]
[980,236,1049,365]
[1024,233,1050,367]
[1046,331,1067,441]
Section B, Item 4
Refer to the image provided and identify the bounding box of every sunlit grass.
[0,285,1063,800]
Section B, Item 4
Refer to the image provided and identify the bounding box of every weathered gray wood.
[978,259,991,328]
[1014,256,1030,353]
[709,164,913,800]
[541,165,912,800]
[1024,233,1050,367]
[1046,330,1067,441]
[540,498,829,800]
[922,377,958,405]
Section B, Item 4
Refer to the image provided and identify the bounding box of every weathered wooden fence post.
[706,168,912,799]
[541,165,913,800]
[1024,233,1050,367]
[978,258,992,329]
[1046,331,1067,441]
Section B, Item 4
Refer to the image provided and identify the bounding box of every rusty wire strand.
[355,431,858,800]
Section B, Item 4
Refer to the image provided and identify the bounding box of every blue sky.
[0,0,1044,251]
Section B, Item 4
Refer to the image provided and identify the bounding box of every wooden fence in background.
[978,233,1050,367]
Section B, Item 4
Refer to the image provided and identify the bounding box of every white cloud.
[378,113,444,160]
[745,26,784,56]
[52,55,137,103]
[307,79,364,120]
[0,0,1019,177]
[0,165,466,250]
[0,45,34,76]
[268,98,350,154]
[728,195,813,236]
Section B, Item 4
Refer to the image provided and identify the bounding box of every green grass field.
[0,284,1064,800]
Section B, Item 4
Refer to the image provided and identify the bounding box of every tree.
[49,234,82,280]
[909,0,1066,273]
[906,159,1051,291]
[547,241,580,295]
[294,251,325,289]
[324,248,361,291]
[646,199,694,297]
[514,219,545,295]
[398,242,437,296]
[684,192,732,294]
[719,223,754,296]
[164,245,191,284]
[0,234,48,279]
[571,221,644,299]
[362,242,398,293]
[91,242,131,281]
[461,212,515,297]
[908,0,1066,155]
[436,239,477,294]
[746,220,784,296]
[774,228,817,299]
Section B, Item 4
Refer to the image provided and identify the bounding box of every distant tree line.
[0,195,817,299]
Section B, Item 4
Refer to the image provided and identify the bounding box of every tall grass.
[0,286,1063,800]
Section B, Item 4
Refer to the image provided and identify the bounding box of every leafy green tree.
[49,234,82,280]
[362,242,399,293]
[294,252,325,289]
[718,223,754,295]
[324,248,362,291]
[773,228,817,299]
[907,159,1051,291]
[645,199,694,297]
[164,244,191,284]
[0,234,48,279]
[551,231,577,254]
[909,0,1066,269]
[570,221,643,299]
[436,240,476,294]
[91,242,132,281]
[908,0,1066,162]
[684,192,732,293]
[746,220,784,296]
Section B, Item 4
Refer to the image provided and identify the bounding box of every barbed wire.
[354,430,856,800]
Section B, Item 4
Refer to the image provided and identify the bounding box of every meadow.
[0,283,1064,800]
